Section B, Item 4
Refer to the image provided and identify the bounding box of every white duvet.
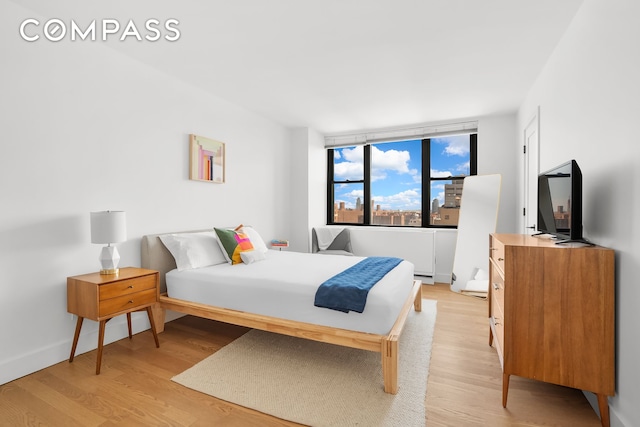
[166,250,415,335]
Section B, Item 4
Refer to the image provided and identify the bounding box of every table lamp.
[90,211,127,275]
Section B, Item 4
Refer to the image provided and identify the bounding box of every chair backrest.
[311,227,353,254]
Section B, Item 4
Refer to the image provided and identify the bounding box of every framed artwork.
[189,134,225,183]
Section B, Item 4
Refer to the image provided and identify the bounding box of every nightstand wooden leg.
[126,313,132,339]
[146,307,160,348]
[96,319,107,375]
[69,316,84,363]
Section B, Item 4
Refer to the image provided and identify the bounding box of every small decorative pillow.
[240,250,266,264]
[214,227,254,265]
[239,225,268,254]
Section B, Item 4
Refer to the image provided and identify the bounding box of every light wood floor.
[0,283,602,426]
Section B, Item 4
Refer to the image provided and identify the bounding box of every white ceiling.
[17,0,584,134]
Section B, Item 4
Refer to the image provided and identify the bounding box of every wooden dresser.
[488,234,615,427]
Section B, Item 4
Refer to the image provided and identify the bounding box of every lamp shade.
[90,211,127,244]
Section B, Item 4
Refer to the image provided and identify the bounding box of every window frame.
[327,133,477,228]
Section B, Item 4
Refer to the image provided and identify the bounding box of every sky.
[333,135,471,211]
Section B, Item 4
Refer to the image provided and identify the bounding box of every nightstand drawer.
[99,288,157,317]
[99,275,156,300]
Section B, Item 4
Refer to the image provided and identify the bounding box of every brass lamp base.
[100,268,119,275]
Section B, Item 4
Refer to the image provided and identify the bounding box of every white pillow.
[240,250,267,264]
[159,231,227,271]
[239,226,268,254]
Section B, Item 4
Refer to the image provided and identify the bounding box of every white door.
[522,108,540,234]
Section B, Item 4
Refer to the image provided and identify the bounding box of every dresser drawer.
[99,288,157,317]
[491,263,505,311]
[490,235,505,272]
[491,290,505,358]
[99,275,156,301]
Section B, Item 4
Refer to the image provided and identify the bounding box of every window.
[328,133,476,228]
[330,145,366,224]
[427,134,477,226]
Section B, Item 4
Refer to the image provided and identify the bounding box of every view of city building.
[430,179,463,226]
[334,180,464,227]
[554,199,571,229]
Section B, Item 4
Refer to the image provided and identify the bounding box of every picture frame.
[189,134,225,183]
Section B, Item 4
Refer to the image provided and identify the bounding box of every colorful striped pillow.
[214,227,254,265]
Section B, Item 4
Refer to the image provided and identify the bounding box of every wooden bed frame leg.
[414,282,423,312]
[382,337,399,394]
[151,303,166,333]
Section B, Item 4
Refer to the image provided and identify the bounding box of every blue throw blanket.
[314,257,403,313]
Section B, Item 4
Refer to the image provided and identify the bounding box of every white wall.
[477,114,518,233]
[517,0,640,425]
[436,114,519,283]
[289,128,310,252]
[0,1,291,385]
[289,127,325,252]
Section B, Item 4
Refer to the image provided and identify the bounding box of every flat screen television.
[537,159,586,243]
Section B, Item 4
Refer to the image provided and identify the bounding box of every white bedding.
[166,250,415,335]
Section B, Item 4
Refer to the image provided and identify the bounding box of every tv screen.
[537,159,583,243]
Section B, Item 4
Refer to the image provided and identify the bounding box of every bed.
[141,229,423,394]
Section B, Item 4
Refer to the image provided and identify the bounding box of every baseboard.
[416,275,434,285]
[0,310,179,386]
[433,272,452,284]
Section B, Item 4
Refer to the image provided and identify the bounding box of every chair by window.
[311,228,353,256]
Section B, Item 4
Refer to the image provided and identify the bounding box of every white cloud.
[430,168,453,178]
[341,146,363,162]
[335,145,418,182]
[334,161,363,179]
[434,136,470,157]
[345,188,364,198]
[334,146,363,181]
[456,161,470,173]
[372,188,421,210]
[371,145,418,182]
[371,146,410,173]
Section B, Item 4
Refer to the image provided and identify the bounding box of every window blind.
[324,120,478,148]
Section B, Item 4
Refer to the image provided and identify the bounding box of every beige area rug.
[172,299,436,426]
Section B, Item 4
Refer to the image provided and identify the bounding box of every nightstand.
[67,267,160,374]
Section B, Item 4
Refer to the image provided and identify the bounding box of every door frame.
[523,107,540,234]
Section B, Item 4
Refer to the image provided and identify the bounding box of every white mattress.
[166,250,415,335]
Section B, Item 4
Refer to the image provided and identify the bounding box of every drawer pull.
[498,257,504,261]
[493,283,500,290]
[128,300,134,304]
[128,285,134,289]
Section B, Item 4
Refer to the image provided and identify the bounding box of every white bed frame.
[141,231,423,394]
